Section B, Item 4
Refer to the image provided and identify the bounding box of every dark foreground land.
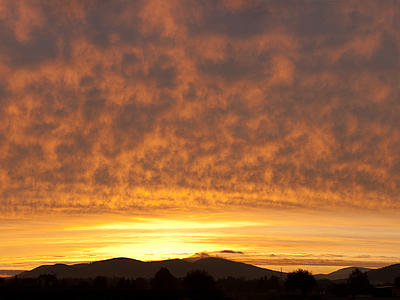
[1,288,228,300]
[0,288,397,300]
[1,267,399,300]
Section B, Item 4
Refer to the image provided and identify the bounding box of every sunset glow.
[1,0,400,277]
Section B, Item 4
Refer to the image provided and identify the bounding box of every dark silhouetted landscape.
[17,257,285,280]
[1,258,400,300]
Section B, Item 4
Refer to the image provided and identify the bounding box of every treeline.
[0,270,284,292]
[1,267,399,300]
[285,269,400,299]
[1,269,223,300]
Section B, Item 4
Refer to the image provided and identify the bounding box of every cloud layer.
[1,0,400,217]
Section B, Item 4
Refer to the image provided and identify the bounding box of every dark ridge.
[17,257,282,280]
[17,257,399,284]
[367,263,400,284]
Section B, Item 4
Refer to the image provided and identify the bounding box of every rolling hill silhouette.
[314,267,372,281]
[315,265,400,284]
[17,258,400,284]
[18,257,284,280]
[367,264,400,284]
[192,257,285,279]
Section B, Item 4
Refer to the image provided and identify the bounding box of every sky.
[1,0,400,277]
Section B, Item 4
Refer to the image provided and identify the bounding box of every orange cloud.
[0,0,399,220]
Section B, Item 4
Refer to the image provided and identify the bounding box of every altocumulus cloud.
[0,0,400,217]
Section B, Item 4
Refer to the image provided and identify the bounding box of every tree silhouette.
[150,267,177,290]
[93,276,108,289]
[269,275,282,291]
[394,276,400,288]
[0,277,5,290]
[255,276,268,292]
[285,269,317,296]
[347,268,370,300]
[117,277,130,289]
[135,277,148,290]
[183,269,216,291]
[78,280,90,289]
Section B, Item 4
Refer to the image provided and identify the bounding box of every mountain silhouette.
[17,258,400,284]
[366,264,400,284]
[314,267,372,281]
[18,257,284,280]
[192,257,285,279]
[315,265,400,284]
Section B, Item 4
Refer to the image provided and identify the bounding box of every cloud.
[184,250,244,262]
[183,250,398,269]
[220,250,244,254]
[1,0,400,217]
[184,252,212,262]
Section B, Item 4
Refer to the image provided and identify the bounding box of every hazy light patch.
[84,218,262,231]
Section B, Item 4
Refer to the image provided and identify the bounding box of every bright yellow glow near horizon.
[1,210,400,275]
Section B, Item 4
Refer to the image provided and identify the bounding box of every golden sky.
[1,0,400,276]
